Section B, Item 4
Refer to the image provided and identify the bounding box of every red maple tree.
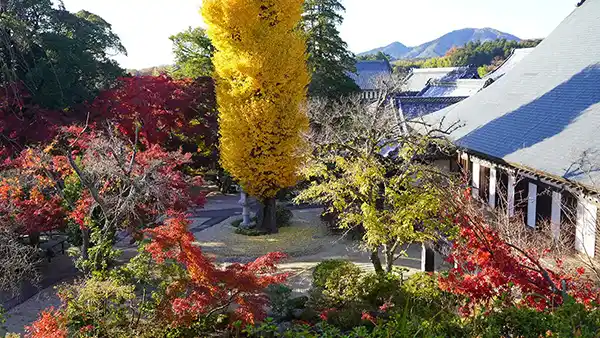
[145,212,288,326]
[439,187,599,315]
[91,75,218,162]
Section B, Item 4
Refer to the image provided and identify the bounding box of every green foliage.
[309,261,406,330]
[312,259,360,289]
[468,300,600,337]
[265,284,308,321]
[357,51,392,61]
[296,152,448,273]
[392,38,542,77]
[231,205,292,231]
[234,227,269,236]
[169,27,215,79]
[58,278,138,337]
[62,172,84,246]
[231,219,243,228]
[0,305,6,335]
[0,0,126,110]
[302,0,359,98]
[441,39,540,68]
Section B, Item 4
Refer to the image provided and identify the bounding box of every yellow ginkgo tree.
[202,0,310,233]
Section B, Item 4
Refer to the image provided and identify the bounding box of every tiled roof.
[396,96,467,120]
[403,66,479,93]
[420,79,489,97]
[417,0,600,190]
[349,60,393,91]
[484,47,535,81]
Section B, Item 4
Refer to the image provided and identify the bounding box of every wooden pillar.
[488,167,497,208]
[508,173,516,217]
[472,161,480,198]
[551,191,562,240]
[527,182,537,228]
[576,198,597,257]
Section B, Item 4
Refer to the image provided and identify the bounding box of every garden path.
[2,193,446,334]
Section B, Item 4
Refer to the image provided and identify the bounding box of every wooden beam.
[508,173,516,217]
[551,191,562,240]
[489,167,497,208]
[527,183,537,228]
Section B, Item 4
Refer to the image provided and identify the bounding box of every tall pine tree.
[303,0,359,98]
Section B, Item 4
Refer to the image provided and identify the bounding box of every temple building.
[417,0,600,257]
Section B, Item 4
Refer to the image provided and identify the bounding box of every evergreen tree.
[302,0,359,98]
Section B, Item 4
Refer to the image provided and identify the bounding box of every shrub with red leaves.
[25,308,67,338]
[0,83,61,157]
[145,212,288,325]
[439,187,600,315]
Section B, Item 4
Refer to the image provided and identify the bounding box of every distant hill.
[359,28,521,60]
[360,42,410,60]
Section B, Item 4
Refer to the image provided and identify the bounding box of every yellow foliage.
[202,0,310,200]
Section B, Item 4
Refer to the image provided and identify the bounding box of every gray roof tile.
[349,60,392,91]
[404,66,479,93]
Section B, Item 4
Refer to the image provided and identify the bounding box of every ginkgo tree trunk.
[203,0,310,233]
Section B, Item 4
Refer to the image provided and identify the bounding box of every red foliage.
[0,83,61,156]
[144,212,288,325]
[0,154,67,235]
[25,308,67,338]
[92,75,217,150]
[439,189,600,315]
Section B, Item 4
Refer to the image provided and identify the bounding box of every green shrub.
[467,300,600,338]
[231,218,243,228]
[312,259,360,289]
[265,284,293,320]
[230,205,290,230]
[234,227,268,236]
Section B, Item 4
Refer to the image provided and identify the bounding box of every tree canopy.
[302,0,359,98]
[357,51,392,62]
[0,0,126,110]
[203,0,309,233]
[169,26,215,79]
[393,38,542,77]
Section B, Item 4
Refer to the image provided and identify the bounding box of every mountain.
[359,28,521,60]
[360,41,410,59]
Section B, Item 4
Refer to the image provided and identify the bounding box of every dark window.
[480,166,490,202]
[497,170,510,211]
[514,176,529,224]
[562,191,578,250]
[536,184,553,224]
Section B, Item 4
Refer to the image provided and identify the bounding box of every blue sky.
[61,0,576,69]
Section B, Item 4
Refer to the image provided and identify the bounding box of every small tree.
[296,81,457,274]
[203,0,310,233]
[0,230,40,296]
